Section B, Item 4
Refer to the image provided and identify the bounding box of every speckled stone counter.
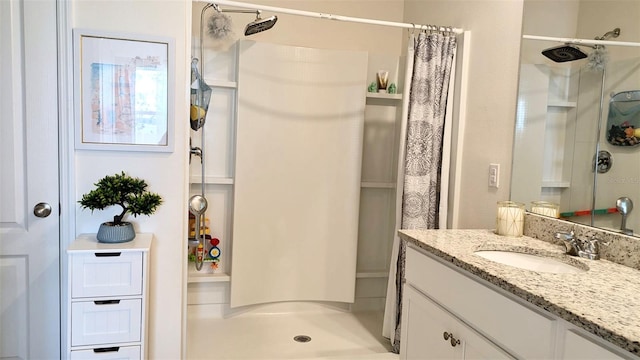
[399,228,640,357]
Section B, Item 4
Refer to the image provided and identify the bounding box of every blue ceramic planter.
[96,222,136,243]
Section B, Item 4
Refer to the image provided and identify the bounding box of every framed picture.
[74,29,175,152]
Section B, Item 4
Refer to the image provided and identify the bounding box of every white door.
[0,0,61,359]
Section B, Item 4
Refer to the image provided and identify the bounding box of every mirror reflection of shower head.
[541,44,588,63]
[245,13,278,36]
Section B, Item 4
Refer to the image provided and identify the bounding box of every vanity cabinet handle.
[443,331,461,347]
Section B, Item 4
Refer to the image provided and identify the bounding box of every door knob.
[33,202,52,218]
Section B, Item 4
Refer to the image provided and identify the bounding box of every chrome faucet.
[554,230,602,260]
[616,197,633,236]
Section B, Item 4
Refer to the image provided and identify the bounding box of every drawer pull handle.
[95,252,121,257]
[443,332,461,347]
[94,300,121,305]
[93,347,120,353]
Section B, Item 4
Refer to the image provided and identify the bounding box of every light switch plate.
[489,163,500,188]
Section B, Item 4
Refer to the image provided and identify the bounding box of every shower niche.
[187,36,405,313]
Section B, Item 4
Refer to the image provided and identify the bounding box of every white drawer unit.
[69,345,141,360]
[67,234,152,359]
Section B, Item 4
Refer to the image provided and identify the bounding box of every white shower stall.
[187,38,406,317]
[186,5,470,336]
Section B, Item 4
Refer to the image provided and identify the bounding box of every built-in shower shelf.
[366,92,403,100]
[356,271,389,279]
[361,181,396,189]
[190,176,234,185]
[204,78,237,89]
[547,100,577,108]
[541,180,570,188]
[188,272,231,283]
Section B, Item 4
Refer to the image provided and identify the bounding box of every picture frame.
[74,29,175,152]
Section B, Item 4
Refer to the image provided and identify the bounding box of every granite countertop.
[399,229,640,356]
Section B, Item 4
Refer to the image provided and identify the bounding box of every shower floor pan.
[186,307,396,359]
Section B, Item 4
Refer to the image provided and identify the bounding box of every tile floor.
[186,306,398,359]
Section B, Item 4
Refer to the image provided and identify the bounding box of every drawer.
[70,345,140,360]
[71,299,142,346]
[71,251,143,298]
[405,245,556,359]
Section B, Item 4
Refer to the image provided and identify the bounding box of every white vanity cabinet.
[66,234,152,360]
[401,244,556,359]
[401,243,638,360]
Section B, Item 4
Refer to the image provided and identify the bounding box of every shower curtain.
[382,31,458,353]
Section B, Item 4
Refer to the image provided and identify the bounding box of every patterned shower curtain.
[389,31,457,354]
[402,31,457,229]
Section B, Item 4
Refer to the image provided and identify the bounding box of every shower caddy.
[189,55,218,272]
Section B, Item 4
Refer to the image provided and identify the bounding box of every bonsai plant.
[79,171,163,243]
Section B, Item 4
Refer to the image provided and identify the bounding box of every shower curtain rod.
[203,0,464,34]
[523,34,640,48]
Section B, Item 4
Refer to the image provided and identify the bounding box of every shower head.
[542,44,588,63]
[244,14,277,36]
[584,28,620,71]
[596,27,621,41]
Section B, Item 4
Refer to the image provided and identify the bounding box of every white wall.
[71,1,190,358]
[229,0,526,230]
[403,0,525,228]
[193,0,405,54]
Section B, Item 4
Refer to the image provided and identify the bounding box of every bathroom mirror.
[511,0,640,236]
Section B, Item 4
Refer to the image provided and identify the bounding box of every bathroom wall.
[237,0,526,231]
[202,0,527,229]
[70,1,190,358]
[193,0,405,55]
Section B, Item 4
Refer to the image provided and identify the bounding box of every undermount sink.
[474,250,588,274]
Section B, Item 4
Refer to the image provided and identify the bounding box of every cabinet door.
[401,285,463,359]
[405,246,555,359]
[401,285,513,360]
[562,330,626,360]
